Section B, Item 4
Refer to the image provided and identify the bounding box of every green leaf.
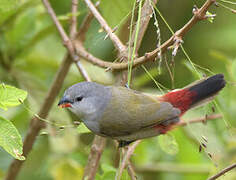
[0,84,27,110]
[0,116,25,160]
[158,134,179,155]
[77,123,91,134]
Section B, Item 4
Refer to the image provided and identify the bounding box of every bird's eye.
[75,96,83,102]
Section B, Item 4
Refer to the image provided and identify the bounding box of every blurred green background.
[0,0,236,179]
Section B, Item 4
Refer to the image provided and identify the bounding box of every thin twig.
[177,114,222,127]
[115,140,141,180]
[70,0,78,39]
[207,163,236,180]
[74,0,216,70]
[127,161,137,180]
[83,0,127,55]
[75,61,91,82]
[83,136,106,180]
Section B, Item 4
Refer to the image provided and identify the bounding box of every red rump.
[155,124,173,134]
[160,89,196,116]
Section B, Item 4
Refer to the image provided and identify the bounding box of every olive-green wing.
[99,86,180,137]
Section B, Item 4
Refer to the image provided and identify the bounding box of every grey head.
[58,82,112,133]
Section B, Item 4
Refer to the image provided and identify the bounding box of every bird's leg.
[118,140,135,148]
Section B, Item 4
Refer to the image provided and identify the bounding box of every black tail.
[188,74,226,107]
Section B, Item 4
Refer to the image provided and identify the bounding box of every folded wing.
[99,86,180,138]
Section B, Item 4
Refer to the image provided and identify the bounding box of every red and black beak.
[58,97,72,108]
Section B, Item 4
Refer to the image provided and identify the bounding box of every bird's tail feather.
[161,74,226,115]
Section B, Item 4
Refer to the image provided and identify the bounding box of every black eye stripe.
[76,96,83,101]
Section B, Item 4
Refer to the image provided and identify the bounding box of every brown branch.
[83,136,106,180]
[5,54,73,180]
[83,0,127,55]
[207,163,236,180]
[74,34,171,70]
[74,0,216,70]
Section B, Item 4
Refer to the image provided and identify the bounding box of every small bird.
[58,74,225,147]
